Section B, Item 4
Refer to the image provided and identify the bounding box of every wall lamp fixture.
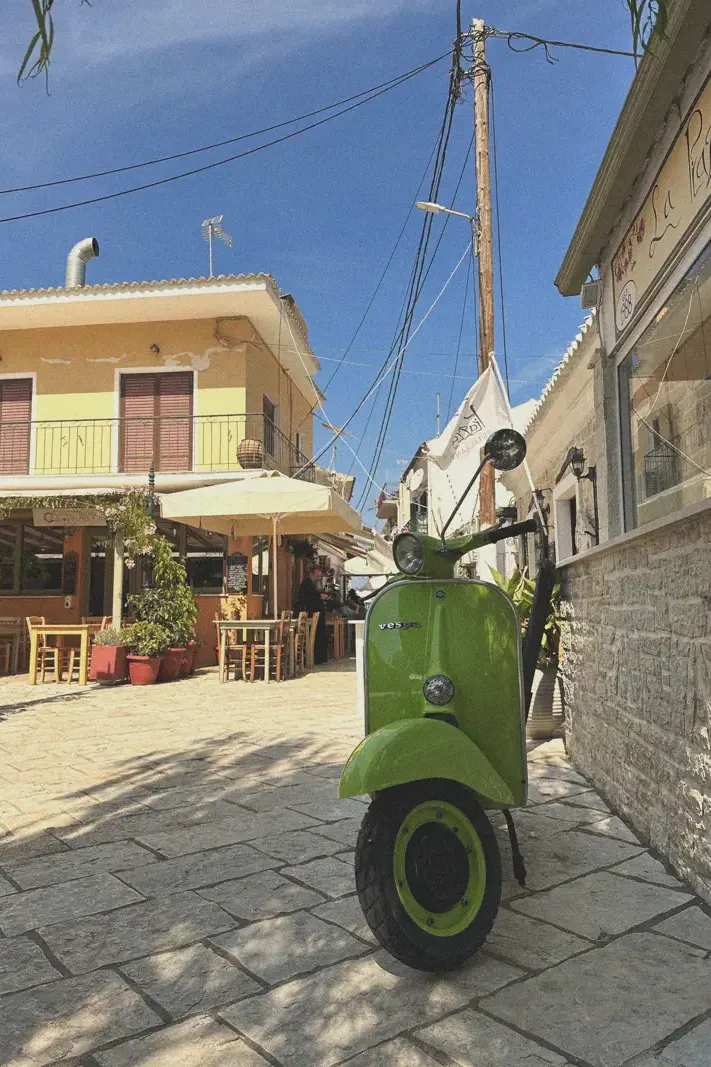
[567,447,599,544]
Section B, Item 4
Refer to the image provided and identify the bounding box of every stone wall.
[559,507,711,902]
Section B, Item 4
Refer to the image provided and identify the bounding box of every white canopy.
[344,533,396,576]
[160,470,363,537]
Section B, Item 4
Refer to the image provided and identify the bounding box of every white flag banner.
[425,364,512,535]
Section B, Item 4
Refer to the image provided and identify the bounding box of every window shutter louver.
[0,379,32,474]
[120,372,193,473]
[157,373,193,472]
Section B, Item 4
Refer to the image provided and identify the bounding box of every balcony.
[0,414,314,483]
[376,483,399,521]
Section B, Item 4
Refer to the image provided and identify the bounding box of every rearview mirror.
[484,428,527,471]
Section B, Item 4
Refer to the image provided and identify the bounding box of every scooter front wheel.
[355,779,501,972]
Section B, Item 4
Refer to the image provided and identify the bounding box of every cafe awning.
[159,471,363,537]
[344,532,396,576]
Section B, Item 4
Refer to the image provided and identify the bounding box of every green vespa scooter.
[339,428,555,972]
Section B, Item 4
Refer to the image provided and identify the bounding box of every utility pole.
[471,17,496,526]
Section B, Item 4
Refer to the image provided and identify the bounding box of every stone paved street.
[0,663,709,1067]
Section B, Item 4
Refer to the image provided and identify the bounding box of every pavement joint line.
[113,964,174,1024]
[637,1003,711,1061]
[22,928,74,979]
[213,1008,286,1067]
[475,1001,598,1067]
[209,935,374,992]
[200,937,271,991]
[304,900,377,950]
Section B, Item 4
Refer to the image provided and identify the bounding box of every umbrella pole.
[272,516,279,617]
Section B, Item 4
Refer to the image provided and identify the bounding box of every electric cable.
[0,53,452,198]
[484,27,638,62]
[0,55,449,225]
[354,45,465,505]
[446,251,473,422]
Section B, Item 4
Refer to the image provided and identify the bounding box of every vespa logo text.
[378,622,421,631]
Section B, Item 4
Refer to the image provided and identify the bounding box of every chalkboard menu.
[62,552,78,596]
[225,552,248,594]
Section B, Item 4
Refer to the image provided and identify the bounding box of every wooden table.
[28,625,91,686]
[0,620,23,675]
[218,619,312,682]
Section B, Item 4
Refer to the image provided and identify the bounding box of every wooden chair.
[294,611,309,676]
[26,616,76,684]
[250,611,292,682]
[215,615,249,682]
[308,611,321,669]
[0,617,21,674]
[0,638,11,676]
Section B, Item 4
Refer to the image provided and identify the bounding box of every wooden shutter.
[0,379,32,474]
[157,373,193,472]
[120,375,157,473]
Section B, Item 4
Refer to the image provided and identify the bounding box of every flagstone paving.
[0,664,709,1066]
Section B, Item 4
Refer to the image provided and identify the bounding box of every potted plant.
[89,627,128,685]
[128,538,198,683]
[123,622,170,686]
[489,566,563,740]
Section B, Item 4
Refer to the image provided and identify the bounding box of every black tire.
[355,778,501,972]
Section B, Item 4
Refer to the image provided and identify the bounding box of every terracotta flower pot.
[178,653,191,678]
[159,648,185,682]
[127,655,161,686]
[89,645,128,685]
[186,642,197,675]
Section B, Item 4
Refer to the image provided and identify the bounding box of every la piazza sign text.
[612,73,711,336]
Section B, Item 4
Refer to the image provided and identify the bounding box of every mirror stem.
[440,456,490,546]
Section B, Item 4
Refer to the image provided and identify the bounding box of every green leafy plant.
[92,627,125,648]
[489,566,561,667]
[288,538,316,560]
[128,538,198,648]
[122,622,171,659]
[625,1,668,60]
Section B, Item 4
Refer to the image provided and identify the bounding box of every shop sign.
[611,71,711,336]
[34,508,107,527]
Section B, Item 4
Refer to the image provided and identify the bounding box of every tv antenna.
[320,423,355,472]
[201,215,233,278]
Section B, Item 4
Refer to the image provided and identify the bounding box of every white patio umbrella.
[160,471,364,615]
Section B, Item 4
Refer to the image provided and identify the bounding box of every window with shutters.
[0,378,32,475]
[263,395,276,458]
[120,372,193,473]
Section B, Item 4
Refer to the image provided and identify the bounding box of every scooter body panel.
[338,718,516,806]
[356,577,527,809]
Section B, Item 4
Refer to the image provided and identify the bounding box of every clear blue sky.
[0,1,635,518]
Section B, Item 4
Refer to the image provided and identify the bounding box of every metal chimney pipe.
[65,237,99,288]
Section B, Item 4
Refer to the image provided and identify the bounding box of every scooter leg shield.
[338,718,516,808]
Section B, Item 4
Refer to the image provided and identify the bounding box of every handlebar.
[485,518,538,545]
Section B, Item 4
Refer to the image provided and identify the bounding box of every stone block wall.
[559,507,711,902]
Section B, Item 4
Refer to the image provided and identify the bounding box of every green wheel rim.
[393,799,486,937]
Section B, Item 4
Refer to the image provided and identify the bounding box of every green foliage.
[624,1,668,59]
[0,490,156,566]
[128,537,198,648]
[489,566,561,666]
[92,626,125,647]
[122,622,171,658]
[288,538,316,559]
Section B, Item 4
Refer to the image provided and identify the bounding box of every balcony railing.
[0,413,314,481]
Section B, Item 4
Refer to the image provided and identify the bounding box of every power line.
[0,54,449,225]
[0,53,452,199]
[446,250,473,422]
[485,27,638,62]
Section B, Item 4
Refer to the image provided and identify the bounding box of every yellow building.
[0,241,328,660]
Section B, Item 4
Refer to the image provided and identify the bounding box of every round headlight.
[393,533,424,575]
[423,674,455,706]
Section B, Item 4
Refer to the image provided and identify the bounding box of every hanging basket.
[238,439,264,470]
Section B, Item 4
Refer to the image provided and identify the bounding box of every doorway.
[87,534,113,617]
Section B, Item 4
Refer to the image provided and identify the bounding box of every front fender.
[338,718,516,807]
